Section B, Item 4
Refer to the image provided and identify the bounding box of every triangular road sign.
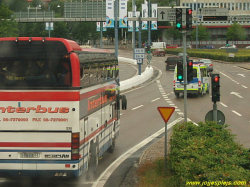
[157,107,175,123]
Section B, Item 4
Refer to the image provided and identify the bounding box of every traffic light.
[187,60,193,82]
[177,61,183,82]
[146,44,151,53]
[186,8,193,31]
[175,8,182,30]
[211,74,220,103]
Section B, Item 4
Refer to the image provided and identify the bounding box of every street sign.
[203,16,228,21]
[205,110,225,125]
[134,48,145,59]
[232,15,250,22]
[201,8,229,14]
[226,48,238,53]
[157,7,176,22]
[146,54,152,60]
[157,107,175,123]
[137,59,143,64]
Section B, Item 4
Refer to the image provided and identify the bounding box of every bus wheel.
[89,140,99,171]
[175,93,179,98]
[108,137,116,153]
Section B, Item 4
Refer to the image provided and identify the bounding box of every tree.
[226,22,246,44]
[0,3,18,37]
[190,24,210,47]
[164,26,182,44]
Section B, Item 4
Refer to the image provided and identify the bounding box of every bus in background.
[0,37,127,177]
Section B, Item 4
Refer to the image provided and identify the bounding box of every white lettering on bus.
[0,105,69,113]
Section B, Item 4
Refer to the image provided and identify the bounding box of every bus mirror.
[121,95,127,110]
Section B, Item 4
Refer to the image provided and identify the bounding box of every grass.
[136,158,176,187]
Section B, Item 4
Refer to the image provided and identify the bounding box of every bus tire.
[89,140,99,172]
[108,137,116,153]
[175,93,179,98]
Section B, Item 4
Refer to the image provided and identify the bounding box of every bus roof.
[0,37,82,53]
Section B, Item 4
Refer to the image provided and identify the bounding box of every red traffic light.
[188,61,193,66]
[188,9,192,15]
[214,76,219,82]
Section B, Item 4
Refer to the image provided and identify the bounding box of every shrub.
[169,121,250,185]
[165,49,250,62]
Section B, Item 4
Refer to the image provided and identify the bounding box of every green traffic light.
[178,75,183,80]
[176,23,181,28]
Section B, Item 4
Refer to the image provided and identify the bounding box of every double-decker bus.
[0,37,127,177]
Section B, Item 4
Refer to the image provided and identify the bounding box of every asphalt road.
[2,50,250,187]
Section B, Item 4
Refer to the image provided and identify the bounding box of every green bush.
[165,49,250,62]
[169,121,250,185]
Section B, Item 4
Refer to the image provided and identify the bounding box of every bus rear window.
[0,40,72,88]
[0,60,71,88]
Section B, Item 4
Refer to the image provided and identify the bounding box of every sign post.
[157,107,175,174]
[134,48,145,75]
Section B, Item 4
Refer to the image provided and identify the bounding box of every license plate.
[177,85,184,88]
[20,152,40,158]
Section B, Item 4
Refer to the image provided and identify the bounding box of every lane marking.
[242,85,248,88]
[92,117,184,187]
[220,102,228,107]
[151,98,160,102]
[232,110,242,116]
[131,105,143,110]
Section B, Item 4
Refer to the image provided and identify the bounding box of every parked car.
[166,44,178,49]
[199,59,213,72]
[219,44,236,49]
[152,48,166,56]
[177,44,192,49]
[199,45,215,49]
[165,56,180,70]
[245,46,250,49]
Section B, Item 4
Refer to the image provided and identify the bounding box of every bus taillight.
[71,132,80,160]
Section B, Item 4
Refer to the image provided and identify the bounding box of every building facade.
[160,0,250,48]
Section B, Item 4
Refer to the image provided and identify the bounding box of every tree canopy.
[226,22,246,43]
[0,3,18,37]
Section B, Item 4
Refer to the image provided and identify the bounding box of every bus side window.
[101,66,107,79]
[107,66,113,78]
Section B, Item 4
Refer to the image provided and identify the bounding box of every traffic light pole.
[183,31,187,123]
[213,103,218,122]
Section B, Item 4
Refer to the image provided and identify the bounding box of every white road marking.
[151,98,160,102]
[230,92,243,98]
[92,117,184,187]
[232,110,242,116]
[220,102,228,107]
[238,73,245,77]
[131,105,143,110]
[242,85,248,88]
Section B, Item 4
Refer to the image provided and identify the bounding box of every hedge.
[165,48,250,62]
[169,121,250,186]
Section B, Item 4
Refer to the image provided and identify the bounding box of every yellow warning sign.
[157,107,175,123]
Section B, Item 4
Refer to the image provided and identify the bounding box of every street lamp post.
[194,0,198,49]
[47,1,60,37]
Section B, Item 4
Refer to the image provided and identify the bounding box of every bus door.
[83,117,88,172]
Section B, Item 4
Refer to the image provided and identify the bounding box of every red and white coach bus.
[0,37,127,177]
